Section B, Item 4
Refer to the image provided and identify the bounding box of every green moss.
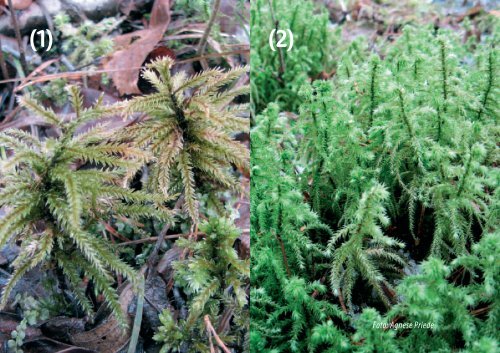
[251,24,499,352]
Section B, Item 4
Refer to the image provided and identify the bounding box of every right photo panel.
[250,0,499,352]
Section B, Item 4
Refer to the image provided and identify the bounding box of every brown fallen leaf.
[1,313,96,352]
[157,245,182,276]
[0,312,41,343]
[69,283,134,353]
[22,338,97,353]
[141,271,170,332]
[3,0,33,10]
[234,180,250,259]
[41,317,86,343]
[490,10,500,18]
[457,4,483,22]
[138,46,176,94]
[102,0,172,95]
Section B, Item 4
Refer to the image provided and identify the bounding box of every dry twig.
[0,36,9,80]
[268,0,286,80]
[146,197,184,279]
[197,0,221,69]
[7,0,28,73]
[204,315,231,353]
[0,49,249,89]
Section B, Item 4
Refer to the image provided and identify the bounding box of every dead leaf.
[141,272,169,332]
[157,245,182,275]
[489,10,500,17]
[457,4,483,22]
[0,312,41,342]
[138,46,176,94]
[3,0,33,10]
[234,180,249,259]
[69,283,134,353]
[102,0,172,95]
[41,317,86,343]
[149,0,170,27]
[22,338,97,353]
[216,308,234,334]
[218,0,249,35]
[1,313,96,352]
[119,0,147,16]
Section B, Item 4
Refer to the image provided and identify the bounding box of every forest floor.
[0,1,249,352]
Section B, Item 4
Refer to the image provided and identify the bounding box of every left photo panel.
[0,1,250,352]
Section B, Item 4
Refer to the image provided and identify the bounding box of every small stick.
[143,294,161,313]
[117,228,250,247]
[146,197,184,279]
[37,1,55,35]
[105,228,123,286]
[7,0,28,74]
[204,315,231,353]
[0,36,10,80]
[275,232,291,277]
[216,308,234,334]
[146,223,171,278]
[100,220,131,242]
[339,0,352,22]
[268,0,286,80]
[206,323,216,353]
[416,203,425,243]
[471,305,491,316]
[338,288,348,314]
[312,275,326,299]
[116,232,197,246]
[0,105,22,124]
[197,0,222,70]
[0,49,250,87]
